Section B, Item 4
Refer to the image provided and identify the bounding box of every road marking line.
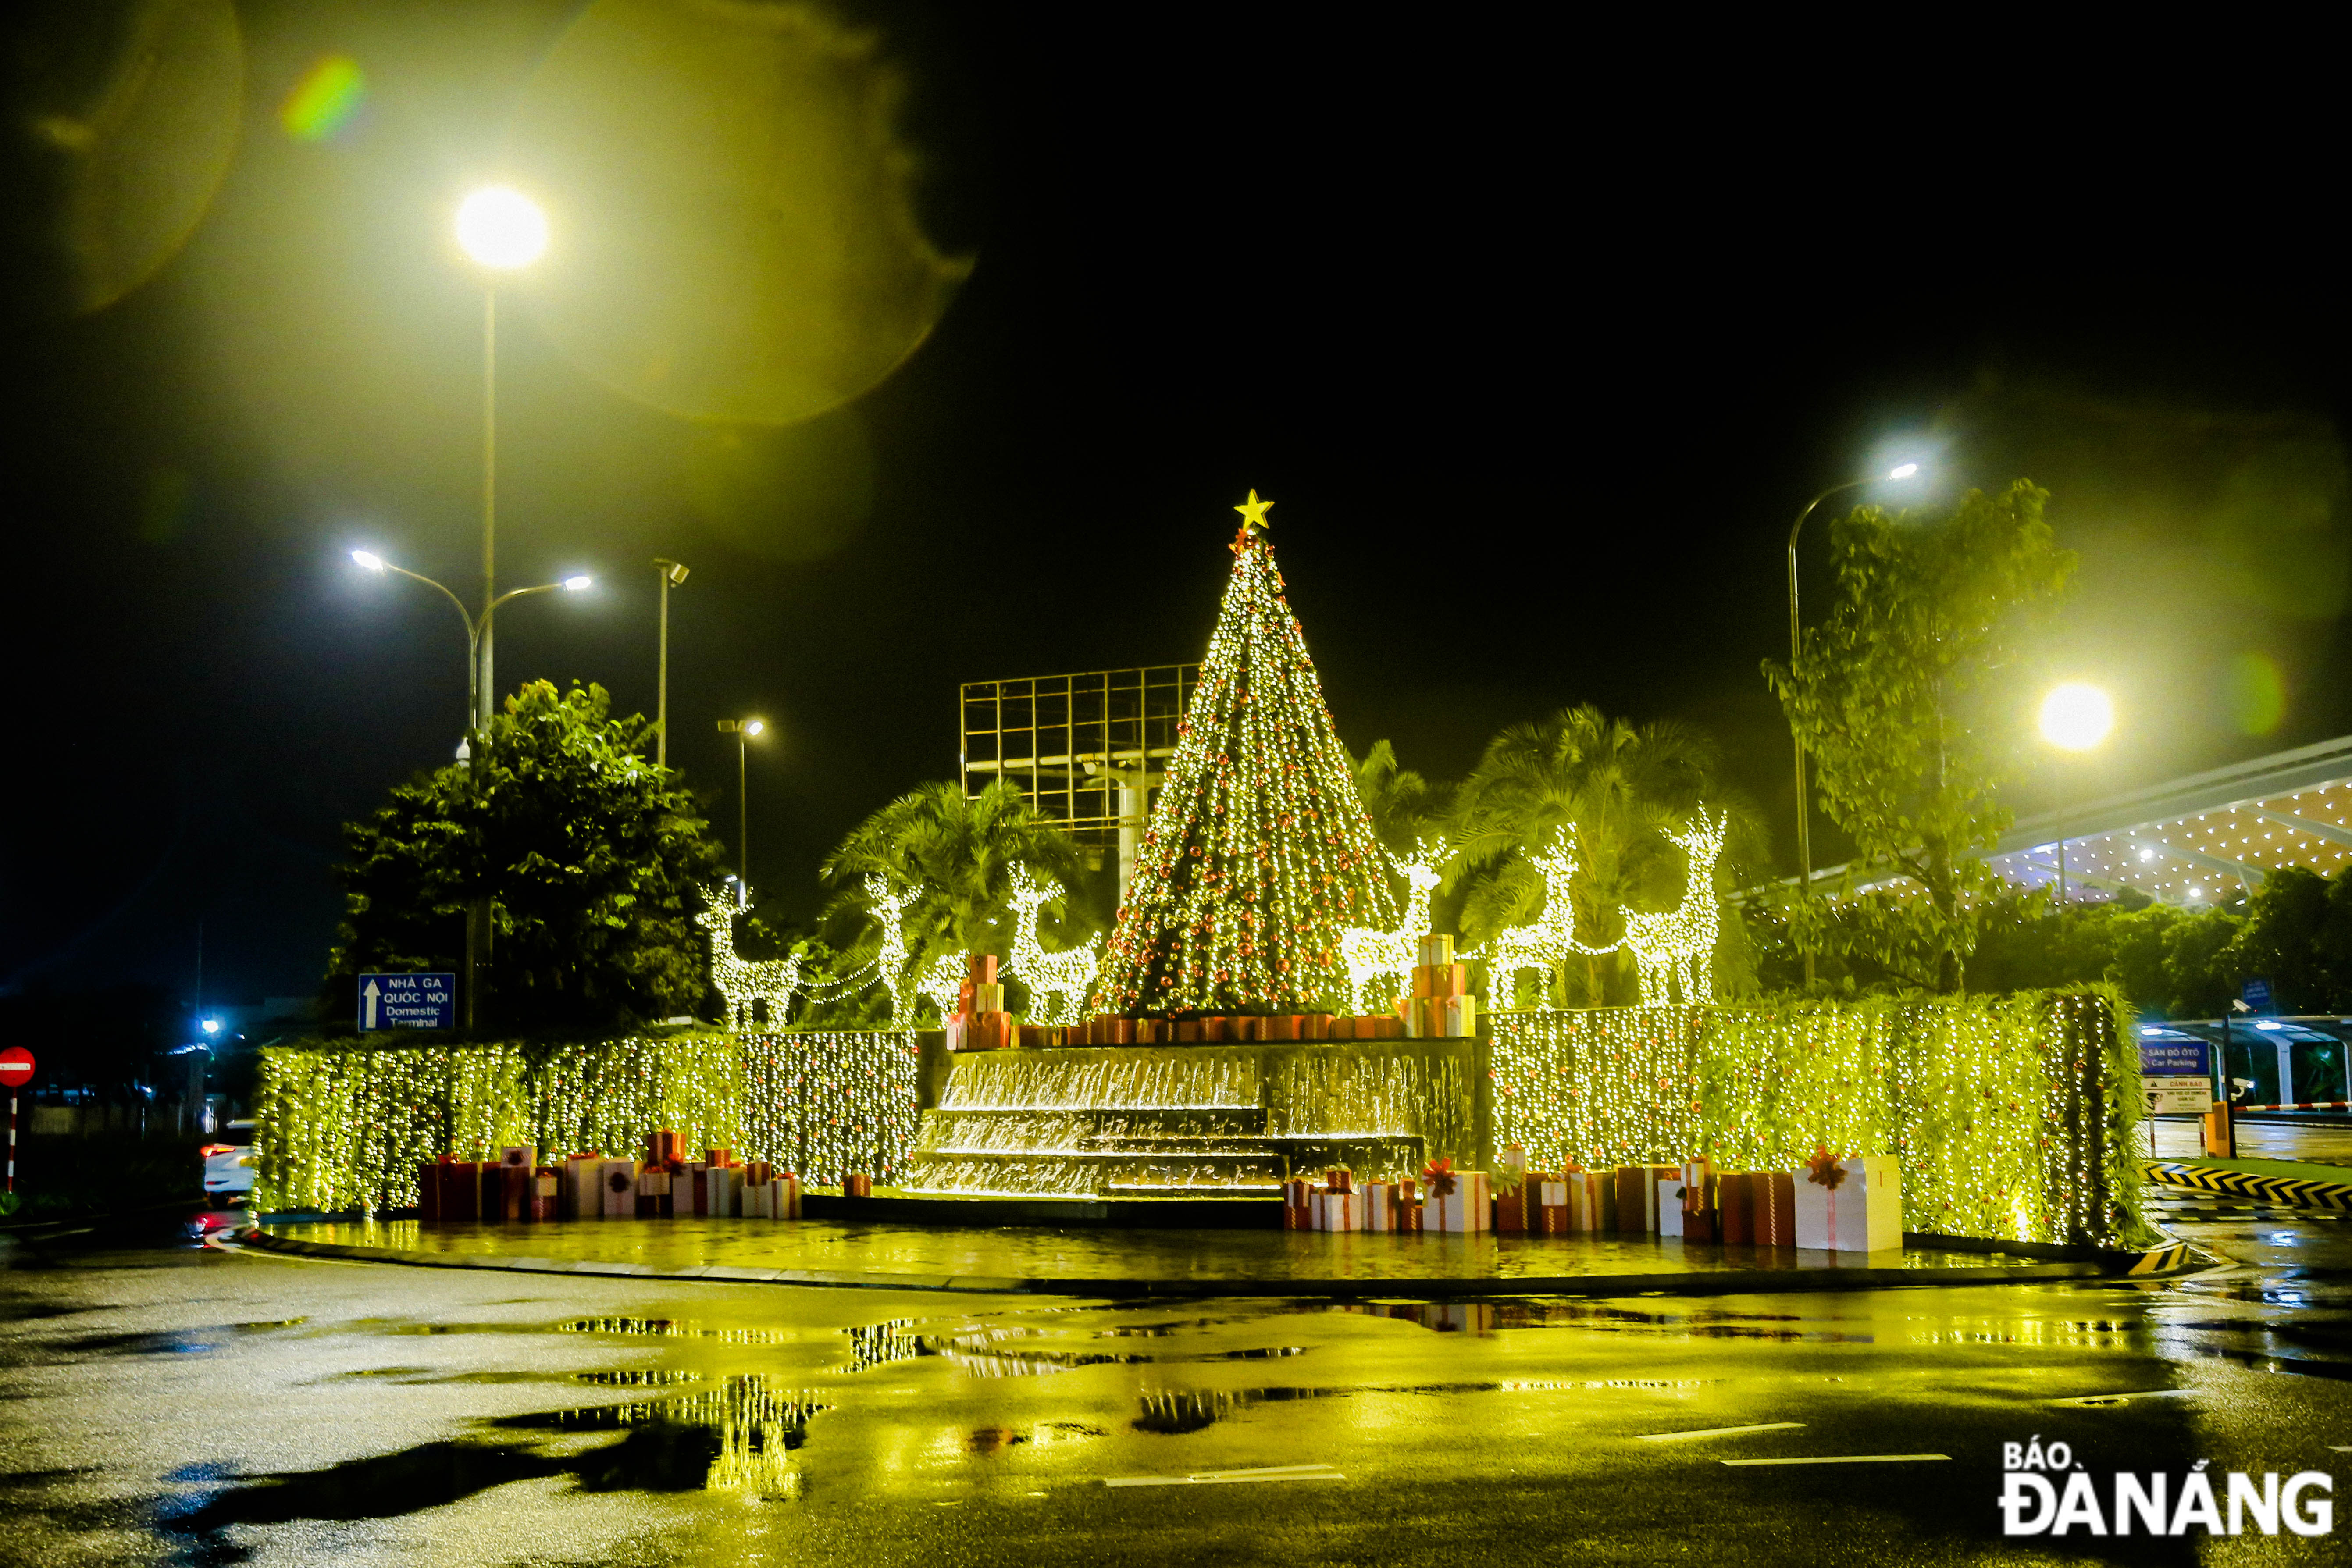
[1107,1464,1343,1488]
[1721,1454,1949,1467]
[1638,1422,1806,1442]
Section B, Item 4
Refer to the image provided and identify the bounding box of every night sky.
[4,3,2347,1007]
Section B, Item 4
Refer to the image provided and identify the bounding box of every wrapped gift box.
[844,1173,872,1198]
[636,1167,673,1219]
[598,1158,636,1218]
[742,1176,773,1219]
[778,1174,803,1220]
[1283,1177,1312,1229]
[705,1164,739,1218]
[1679,1158,1718,1244]
[1418,934,1455,969]
[492,1163,530,1222]
[1437,994,1478,1037]
[1611,1166,1657,1233]
[704,1148,732,1169]
[680,1160,708,1216]
[1793,1155,1901,1252]
[1427,1171,1492,1233]
[499,1145,536,1172]
[1364,1181,1399,1231]
[1535,1179,1570,1235]
[1716,1172,1756,1245]
[1567,1172,1610,1232]
[1396,1177,1421,1233]
[527,1169,559,1223]
[415,1160,448,1221]
[557,1154,598,1219]
[442,1161,483,1221]
[1656,1169,1686,1238]
[1756,1171,1797,1246]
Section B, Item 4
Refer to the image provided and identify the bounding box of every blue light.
[200,1018,221,1035]
[2254,1020,2284,1032]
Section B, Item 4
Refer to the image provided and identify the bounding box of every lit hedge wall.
[254,1030,919,1215]
[1489,990,2148,1249]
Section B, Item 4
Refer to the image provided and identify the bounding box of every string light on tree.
[1622,807,1727,1005]
[1095,492,1401,1016]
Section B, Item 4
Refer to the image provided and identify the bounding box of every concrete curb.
[2145,1160,2352,1213]
[235,1226,2194,1300]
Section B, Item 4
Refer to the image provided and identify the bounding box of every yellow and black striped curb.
[2144,1160,2352,1212]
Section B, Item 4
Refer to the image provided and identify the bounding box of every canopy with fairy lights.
[1093,492,1400,1017]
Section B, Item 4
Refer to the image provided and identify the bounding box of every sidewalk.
[243,1215,2188,1300]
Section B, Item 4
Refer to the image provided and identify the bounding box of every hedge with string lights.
[253,1030,920,1215]
[1490,987,2149,1248]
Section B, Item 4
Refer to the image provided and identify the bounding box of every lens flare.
[2229,652,2286,736]
[280,55,367,142]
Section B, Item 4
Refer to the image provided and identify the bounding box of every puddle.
[557,1316,791,1346]
[837,1318,1308,1376]
[161,1375,827,1554]
[1130,1376,1721,1433]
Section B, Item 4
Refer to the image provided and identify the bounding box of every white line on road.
[1722,1454,1949,1467]
[1637,1422,1805,1443]
[1107,1464,1344,1489]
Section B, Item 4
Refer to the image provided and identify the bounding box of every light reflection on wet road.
[2,1196,2350,1566]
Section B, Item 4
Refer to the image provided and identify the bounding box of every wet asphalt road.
[3,1197,2351,1567]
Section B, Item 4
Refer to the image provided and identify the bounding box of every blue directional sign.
[358,972,456,1031]
[2138,1039,2208,1076]
[2242,975,2274,1013]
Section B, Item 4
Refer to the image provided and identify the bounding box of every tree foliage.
[329,681,726,1030]
[819,779,1085,977]
[1764,481,2076,991]
[1351,739,1453,856]
[1448,704,1762,1005]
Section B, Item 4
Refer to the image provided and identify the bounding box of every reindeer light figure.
[1005,866,1102,1025]
[698,889,801,1031]
[864,873,965,1026]
[1473,827,1615,1006]
[1337,849,1447,1012]
[1622,807,1726,1006]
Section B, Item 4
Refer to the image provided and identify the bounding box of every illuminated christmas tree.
[1095,492,1400,1016]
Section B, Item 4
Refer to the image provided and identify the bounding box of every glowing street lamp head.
[455,186,548,270]
[743,719,766,738]
[1888,462,1920,481]
[561,575,592,592]
[2039,682,2114,751]
[352,549,385,571]
[200,1018,221,1035]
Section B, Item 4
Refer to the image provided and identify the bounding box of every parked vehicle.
[201,1120,258,1201]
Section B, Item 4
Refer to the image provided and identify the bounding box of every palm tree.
[820,780,1085,994]
[1450,705,1756,1006]
[1352,740,1454,857]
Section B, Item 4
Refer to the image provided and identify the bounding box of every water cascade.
[897,1041,1476,1200]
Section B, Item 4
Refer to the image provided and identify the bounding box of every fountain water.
[896,1040,1476,1200]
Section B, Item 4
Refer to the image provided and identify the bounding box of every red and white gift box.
[1364,1181,1401,1231]
[597,1158,636,1217]
[1426,1171,1492,1233]
[1536,1180,1570,1235]
[1793,1155,1901,1253]
[705,1164,739,1218]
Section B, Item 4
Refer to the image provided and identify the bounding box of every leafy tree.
[1449,705,1760,1005]
[1764,481,2076,992]
[820,779,1085,984]
[329,681,726,1030]
[1351,740,1453,856]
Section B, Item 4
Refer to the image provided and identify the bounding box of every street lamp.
[2038,681,2114,906]
[455,184,549,729]
[654,559,690,768]
[350,549,590,734]
[716,717,767,883]
[1785,460,1927,984]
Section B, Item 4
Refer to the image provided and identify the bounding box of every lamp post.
[654,559,690,768]
[353,549,588,1033]
[716,718,766,883]
[351,552,589,734]
[454,185,550,729]
[2037,681,2115,906]
[1785,460,1922,984]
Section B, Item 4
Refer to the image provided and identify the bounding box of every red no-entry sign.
[0,1049,32,1089]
